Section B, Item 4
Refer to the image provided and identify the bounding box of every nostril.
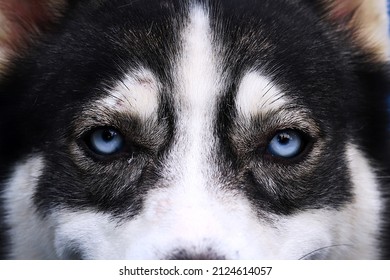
[166,248,226,260]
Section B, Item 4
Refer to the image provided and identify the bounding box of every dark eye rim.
[78,126,136,161]
[261,128,314,164]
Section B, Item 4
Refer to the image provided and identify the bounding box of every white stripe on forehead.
[176,5,220,108]
[236,71,288,118]
[169,4,222,178]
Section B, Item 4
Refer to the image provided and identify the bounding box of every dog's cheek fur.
[2,155,57,259]
[6,144,379,259]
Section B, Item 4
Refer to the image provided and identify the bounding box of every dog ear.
[322,0,389,61]
[0,0,69,71]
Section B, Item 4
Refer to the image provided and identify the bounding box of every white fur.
[100,68,160,120]
[3,155,57,259]
[173,3,222,147]
[341,144,383,258]
[236,72,288,118]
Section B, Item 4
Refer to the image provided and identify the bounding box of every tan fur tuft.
[324,0,389,61]
[0,0,67,73]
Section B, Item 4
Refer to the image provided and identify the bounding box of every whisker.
[260,90,283,110]
[261,80,274,97]
[375,176,390,179]
[261,82,276,100]
[118,0,142,9]
[299,244,353,260]
[267,93,285,106]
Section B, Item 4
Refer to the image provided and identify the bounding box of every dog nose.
[165,248,226,260]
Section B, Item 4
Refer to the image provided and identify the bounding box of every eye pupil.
[278,134,290,145]
[102,130,115,142]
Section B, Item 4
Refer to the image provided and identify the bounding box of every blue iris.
[267,130,303,158]
[88,127,124,156]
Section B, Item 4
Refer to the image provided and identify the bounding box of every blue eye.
[267,130,304,159]
[86,127,125,156]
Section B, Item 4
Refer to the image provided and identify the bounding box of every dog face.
[0,0,389,259]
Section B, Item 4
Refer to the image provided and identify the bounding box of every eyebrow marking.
[100,68,160,120]
[235,71,288,118]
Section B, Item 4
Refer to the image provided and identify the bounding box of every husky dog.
[0,0,389,260]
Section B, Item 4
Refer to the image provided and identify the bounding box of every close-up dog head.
[0,0,389,259]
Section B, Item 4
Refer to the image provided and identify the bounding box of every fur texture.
[0,0,389,259]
